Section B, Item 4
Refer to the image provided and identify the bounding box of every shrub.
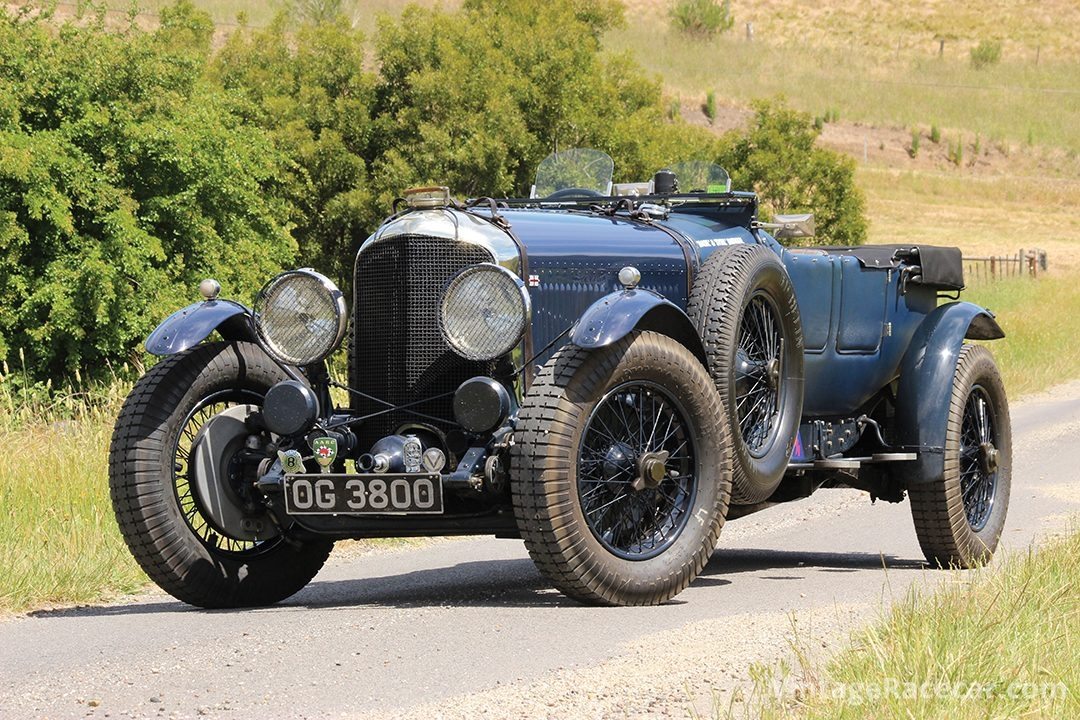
[667,98,681,120]
[703,90,717,123]
[212,15,376,286]
[717,99,866,246]
[286,0,347,25]
[670,0,734,38]
[970,39,1002,69]
[0,3,295,380]
[909,128,920,158]
[948,136,963,166]
[930,124,942,144]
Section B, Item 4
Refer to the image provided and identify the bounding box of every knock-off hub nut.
[979,442,999,475]
[632,451,670,491]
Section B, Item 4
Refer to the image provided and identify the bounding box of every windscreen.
[532,148,614,197]
[663,161,731,193]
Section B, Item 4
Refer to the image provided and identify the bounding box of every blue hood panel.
[502,210,692,356]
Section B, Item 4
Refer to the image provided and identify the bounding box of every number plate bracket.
[283,473,444,516]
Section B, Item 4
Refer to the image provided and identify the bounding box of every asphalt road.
[2,384,1078,719]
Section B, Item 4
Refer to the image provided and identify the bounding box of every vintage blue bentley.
[110,149,1011,607]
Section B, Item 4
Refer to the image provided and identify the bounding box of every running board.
[788,452,917,471]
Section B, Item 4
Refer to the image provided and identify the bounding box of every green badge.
[311,437,338,474]
[277,449,305,475]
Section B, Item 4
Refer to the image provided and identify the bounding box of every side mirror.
[759,213,815,240]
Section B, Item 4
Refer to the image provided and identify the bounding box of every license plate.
[283,473,444,516]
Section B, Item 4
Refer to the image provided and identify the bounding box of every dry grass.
[0,378,146,613]
[859,166,1080,272]
[623,0,1080,61]
[606,24,1080,154]
[858,165,1080,396]
[744,527,1080,719]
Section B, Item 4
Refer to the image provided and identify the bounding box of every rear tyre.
[688,244,804,504]
[909,344,1011,568]
[511,331,732,606]
[109,341,333,608]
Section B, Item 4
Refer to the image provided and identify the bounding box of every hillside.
[623,0,1080,61]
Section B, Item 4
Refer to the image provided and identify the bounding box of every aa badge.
[311,437,338,474]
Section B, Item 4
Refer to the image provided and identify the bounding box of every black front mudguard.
[144,299,257,356]
[894,301,1005,485]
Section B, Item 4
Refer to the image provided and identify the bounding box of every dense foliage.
[0,1,864,384]
[0,4,294,379]
[717,100,866,246]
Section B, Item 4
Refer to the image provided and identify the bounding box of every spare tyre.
[688,243,804,504]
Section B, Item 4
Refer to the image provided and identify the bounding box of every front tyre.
[511,331,732,606]
[109,341,332,608]
[909,344,1012,568]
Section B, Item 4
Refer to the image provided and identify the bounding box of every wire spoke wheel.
[735,292,783,457]
[688,244,803,505]
[577,381,697,560]
[512,331,731,606]
[173,390,277,556]
[908,344,1011,569]
[110,342,333,608]
[959,385,998,531]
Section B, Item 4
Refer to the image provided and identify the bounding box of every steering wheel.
[546,187,605,200]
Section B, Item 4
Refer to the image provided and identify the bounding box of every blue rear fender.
[145,299,257,356]
[570,288,708,368]
[894,301,1005,484]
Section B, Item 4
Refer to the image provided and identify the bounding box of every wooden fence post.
[990,256,996,279]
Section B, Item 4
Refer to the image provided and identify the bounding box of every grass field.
[607,26,1080,154]
[858,167,1080,271]
[743,526,1080,718]
[623,0,1080,60]
[0,381,144,613]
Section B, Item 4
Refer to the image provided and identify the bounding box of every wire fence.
[965,248,1048,282]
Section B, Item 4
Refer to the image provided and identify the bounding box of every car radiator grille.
[350,234,497,449]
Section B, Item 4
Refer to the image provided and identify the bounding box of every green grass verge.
[963,275,1080,396]
[0,393,146,613]
[746,528,1079,718]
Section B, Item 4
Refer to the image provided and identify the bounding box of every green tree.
[0,3,294,379]
[718,99,866,246]
[213,14,376,286]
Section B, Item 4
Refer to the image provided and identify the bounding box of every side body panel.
[784,250,938,416]
[504,210,692,367]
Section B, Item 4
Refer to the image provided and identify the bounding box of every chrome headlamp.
[440,264,530,361]
[253,269,347,366]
